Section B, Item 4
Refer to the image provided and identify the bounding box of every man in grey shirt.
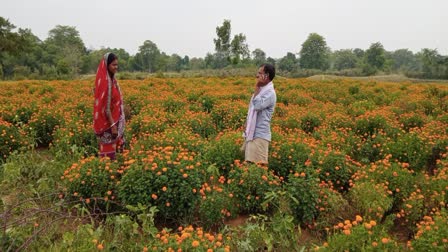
[243,63,277,164]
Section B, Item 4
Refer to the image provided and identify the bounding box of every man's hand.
[254,85,261,97]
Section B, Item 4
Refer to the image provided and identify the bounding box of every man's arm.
[252,92,275,111]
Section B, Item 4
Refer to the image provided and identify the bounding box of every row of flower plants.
[1,77,447,251]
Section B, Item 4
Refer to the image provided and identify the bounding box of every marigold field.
[1,77,447,251]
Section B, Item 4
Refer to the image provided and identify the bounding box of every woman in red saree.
[93,53,125,159]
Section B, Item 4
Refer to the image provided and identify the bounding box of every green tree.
[278,52,298,72]
[133,40,160,72]
[181,55,190,70]
[353,48,364,58]
[214,20,231,57]
[166,53,182,72]
[212,19,251,67]
[332,49,359,70]
[230,33,249,64]
[0,17,31,55]
[299,33,330,70]
[266,57,276,66]
[363,42,386,74]
[418,48,447,79]
[389,49,419,73]
[252,48,266,66]
[45,25,86,76]
[0,17,35,78]
[189,57,205,70]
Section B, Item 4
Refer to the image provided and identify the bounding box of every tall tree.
[0,17,34,78]
[252,48,266,66]
[181,55,190,70]
[266,57,276,66]
[390,49,418,72]
[213,20,231,56]
[333,49,358,70]
[364,42,386,73]
[45,25,86,75]
[278,52,298,72]
[0,17,31,55]
[418,48,447,79]
[212,19,250,67]
[166,53,182,72]
[133,40,160,72]
[230,33,249,64]
[189,57,205,70]
[299,33,330,70]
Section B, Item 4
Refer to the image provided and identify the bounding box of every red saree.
[93,53,125,159]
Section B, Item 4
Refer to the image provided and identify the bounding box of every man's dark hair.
[261,63,275,81]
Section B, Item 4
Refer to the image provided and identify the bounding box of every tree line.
[1,17,447,80]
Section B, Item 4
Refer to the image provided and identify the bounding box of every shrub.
[419,100,436,116]
[0,121,24,161]
[162,97,185,113]
[269,140,311,180]
[348,85,360,95]
[378,163,417,209]
[347,181,393,222]
[62,157,119,211]
[28,109,63,147]
[197,182,238,229]
[354,114,388,138]
[230,213,302,251]
[227,163,282,214]
[399,113,425,132]
[128,112,167,137]
[1,151,64,194]
[124,94,145,117]
[300,114,322,134]
[351,134,386,164]
[312,150,355,192]
[385,132,431,172]
[118,146,203,222]
[315,186,354,232]
[1,106,36,125]
[201,95,215,113]
[322,216,401,251]
[286,174,320,224]
[202,132,244,176]
[210,103,245,131]
[348,100,376,117]
[186,112,217,139]
[52,122,98,159]
[410,210,448,251]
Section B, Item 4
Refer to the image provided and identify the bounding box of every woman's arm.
[105,79,117,136]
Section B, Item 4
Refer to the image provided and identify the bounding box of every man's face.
[256,66,268,85]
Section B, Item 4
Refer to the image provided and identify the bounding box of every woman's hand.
[111,125,118,138]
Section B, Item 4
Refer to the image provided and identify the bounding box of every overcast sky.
[1,0,447,58]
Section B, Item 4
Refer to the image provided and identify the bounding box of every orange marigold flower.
[192,240,200,247]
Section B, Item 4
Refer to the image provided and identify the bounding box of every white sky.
[1,0,447,58]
